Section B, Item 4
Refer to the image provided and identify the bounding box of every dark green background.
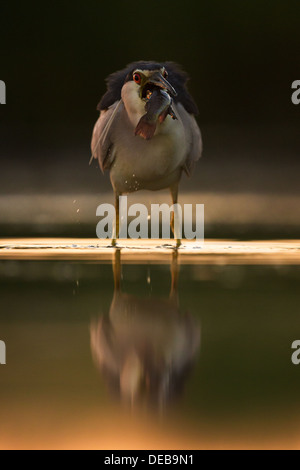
[0,0,299,160]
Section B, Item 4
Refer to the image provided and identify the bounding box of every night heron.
[90,250,200,406]
[91,61,202,246]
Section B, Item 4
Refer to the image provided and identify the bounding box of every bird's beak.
[144,72,177,97]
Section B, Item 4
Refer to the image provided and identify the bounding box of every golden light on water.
[1,405,300,450]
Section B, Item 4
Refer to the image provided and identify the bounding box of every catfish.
[135,89,178,140]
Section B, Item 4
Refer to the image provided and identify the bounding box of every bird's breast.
[110,105,187,192]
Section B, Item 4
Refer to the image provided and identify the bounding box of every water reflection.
[90,250,201,407]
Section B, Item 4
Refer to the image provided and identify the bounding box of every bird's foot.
[176,239,182,249]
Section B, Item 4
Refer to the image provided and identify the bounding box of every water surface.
[0,254,299,449]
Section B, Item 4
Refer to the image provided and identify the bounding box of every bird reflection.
[90,250,200,408]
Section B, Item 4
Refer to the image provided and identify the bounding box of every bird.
[90,249,201,407]
[91,61,202,246]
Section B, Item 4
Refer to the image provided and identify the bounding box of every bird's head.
[124,66,177,102]
[119,64,177,128]
[97,61,199,119]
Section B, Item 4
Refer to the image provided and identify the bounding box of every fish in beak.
[135,72,178,140]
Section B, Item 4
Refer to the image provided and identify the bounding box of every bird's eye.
[133,73,142,85]
[163,70,168,78]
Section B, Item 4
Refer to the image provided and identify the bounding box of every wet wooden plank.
[0,239,299,264]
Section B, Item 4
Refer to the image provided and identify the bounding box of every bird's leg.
[113,248,121,292]
[112,192,120,246]
[170,184,181,248]
[170,249,179,306]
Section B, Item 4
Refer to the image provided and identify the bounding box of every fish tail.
[135,115,157,140]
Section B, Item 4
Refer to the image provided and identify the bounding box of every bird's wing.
[177,104,202,176]
[90,100,124,172]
